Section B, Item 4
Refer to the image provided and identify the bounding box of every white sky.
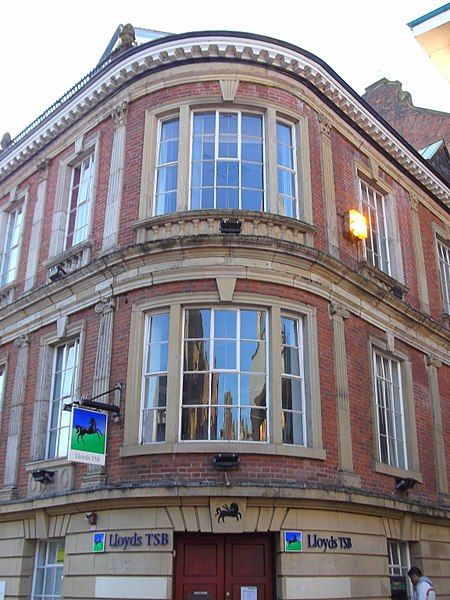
[1,0,449,140]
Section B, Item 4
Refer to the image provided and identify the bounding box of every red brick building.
[0,28,449,600]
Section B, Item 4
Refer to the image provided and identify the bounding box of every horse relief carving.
[215,502,242,523]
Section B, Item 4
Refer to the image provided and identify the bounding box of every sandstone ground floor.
[0,490,449,600]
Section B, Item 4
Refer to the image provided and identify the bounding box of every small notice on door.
[241,586,257,600]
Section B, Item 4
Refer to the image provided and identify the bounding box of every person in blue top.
[408,567,436,600]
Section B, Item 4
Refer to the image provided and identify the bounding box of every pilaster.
[425,354,448,500]
[410,194,430,314]
[0,334,30,500]
[24,161,49,291]
[318,114,339,259]
[101,102,128,251]
[329,303,361,488]
[81,298,117,488]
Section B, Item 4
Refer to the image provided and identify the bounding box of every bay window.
[146,106,306,220]
[126,297,323,459]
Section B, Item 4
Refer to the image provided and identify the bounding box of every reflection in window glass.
[65,155,95,249]
[277,122,297,218]
[437,239,450,313]
[373,352,407,469]
[32,539,64,600]
[0,206,24,286]
[181,308,267,441]
[47,341,79,459]
[0,364,4,415]
[359,180,390,275]
[155,119,179,215]
[190,112,264,211]
[141,313,170,443]
[281,316,305,445]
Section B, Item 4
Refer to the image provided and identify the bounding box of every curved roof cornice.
[1,31,449,208]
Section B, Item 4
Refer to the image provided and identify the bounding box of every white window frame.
[64,153,95,250]
[437,237,450,314]
[0,361,6,417]
[140,311,170,443]
[372,350,408,470]
[276,119,299,218]
[179,306,269,443]
[388,540,412,598]
[358,179,391,275]
[49,134,99,261]
[188,110,266,212]
[153,117,180,216]
[45,340,80,459]
[31,539,65,600]
[281,314,307,446]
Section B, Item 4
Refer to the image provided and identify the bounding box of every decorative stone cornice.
[0,33,448,208]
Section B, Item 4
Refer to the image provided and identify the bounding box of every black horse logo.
[215,502,242,523]
[75,417,103,444]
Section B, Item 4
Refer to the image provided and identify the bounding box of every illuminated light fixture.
[345,209,368,240]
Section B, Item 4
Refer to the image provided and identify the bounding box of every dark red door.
[175,533,274,600]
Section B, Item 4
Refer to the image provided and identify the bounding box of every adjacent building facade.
[0,28,449,600]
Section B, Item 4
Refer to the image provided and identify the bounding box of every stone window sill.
[358,261,407,298]
[0,281,16,309]
[120,441,326,461]
[374,461,422,483]
[44,239,92,279]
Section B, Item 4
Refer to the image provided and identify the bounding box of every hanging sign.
[68,406,107,465]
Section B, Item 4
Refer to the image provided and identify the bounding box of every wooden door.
[175,533,274,600]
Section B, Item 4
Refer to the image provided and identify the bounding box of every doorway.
[174,533,274,600]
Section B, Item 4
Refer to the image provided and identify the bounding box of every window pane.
[181,407,208,440]
[146,343,168,373]
[211,373,238,406]
[242,163,263,189]
[184,340,210,371]
[242,114,263,137]
[210,406,239,440]
[241,341,266,372]
[142,408,166,443]
[182,373,210,405]
[240,374,266,407]
[241,190,263,211]
[283,410,304,445]
[216,188,239,209]
[143,375,167,409]
[214,340,236,369]
[240,406,267,441]
[185,309,211,339]
[282,378,303,411]
[214,310,236,338]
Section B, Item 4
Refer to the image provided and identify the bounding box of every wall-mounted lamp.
[220,219,242,235]
[212,453,240,470]
[31,469,55,484]
[85,512,97,525]
[345,209,368,240]
[48,265,67,282]
[395,477,418,491]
